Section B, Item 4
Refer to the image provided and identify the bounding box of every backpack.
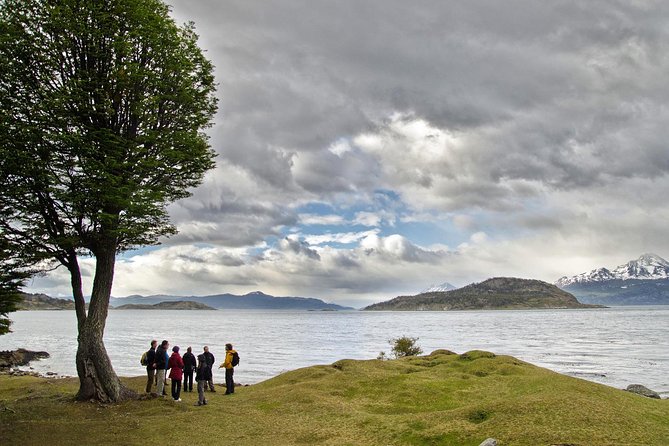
[196,356,212,381]
[140,351,148,366]
[231,351,240,367]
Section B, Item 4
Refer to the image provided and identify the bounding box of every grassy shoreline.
[1,350,667,445]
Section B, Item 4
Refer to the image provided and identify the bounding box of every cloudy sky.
[28,0,669,307]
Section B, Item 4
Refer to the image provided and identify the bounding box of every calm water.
[1,307,667,396]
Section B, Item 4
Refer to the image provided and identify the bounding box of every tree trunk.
[74,243,136,402]
[75,321,135,402]
[66,250,86,331]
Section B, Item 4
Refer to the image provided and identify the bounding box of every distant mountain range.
[365,277,599,311]
[555,253,669,305]
[18,291,352,311]
[555,253,669,286]
[109,291,353,310]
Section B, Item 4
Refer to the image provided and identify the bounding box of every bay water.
[1,306,667,396]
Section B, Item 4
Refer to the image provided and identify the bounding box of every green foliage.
[0,0,218,261]
[389,335,423,358]
[0,284,23,335]
[0,237,27,335]
[0,0,218,398]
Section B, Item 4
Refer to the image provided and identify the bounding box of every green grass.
[1,350,667,445]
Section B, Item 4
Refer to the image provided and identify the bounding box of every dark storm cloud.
[167,175,298,246]
[167,0,669,208]
[87,0,669,303]
[279,237,321,261]
[26,1,669,303]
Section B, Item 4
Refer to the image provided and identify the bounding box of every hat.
[172,346,180,352]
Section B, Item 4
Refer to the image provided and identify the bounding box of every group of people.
[144,340,238,406]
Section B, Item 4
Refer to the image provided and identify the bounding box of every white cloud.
[353,210,397,227]
[298,214,346,225]
[353,211,381,227]
[470,232,488,244]
[328,138,353,157]
[452,214,477,231]
[304,229,379,246]
[359,233,447,263]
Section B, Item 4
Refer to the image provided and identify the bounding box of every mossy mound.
[1,350,667,445]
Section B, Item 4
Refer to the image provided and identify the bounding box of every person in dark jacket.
[168,346,184,401]
[203,346,216,391]
[154,340,169,396]
[195,353,212,406]
[182,346,196,392]
[145,340,157,393]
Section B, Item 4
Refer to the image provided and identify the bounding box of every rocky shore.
[0,349,51,376]
[626,384,662,399]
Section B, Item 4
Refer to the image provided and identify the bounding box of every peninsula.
[18,294,76,311]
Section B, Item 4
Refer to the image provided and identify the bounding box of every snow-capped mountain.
[555,253,669,287]
[612,253,669,280]
[421,282,457,293]
[554,267,616,287]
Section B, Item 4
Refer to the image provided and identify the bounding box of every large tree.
[0,0,217,402]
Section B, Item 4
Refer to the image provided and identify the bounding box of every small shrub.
[377,351,388,360]
[389,335,423,359]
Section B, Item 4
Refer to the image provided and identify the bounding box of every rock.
[0,349,50,369]
[625,384,661,399]
[6,369,40,377]
[479,439,498,446]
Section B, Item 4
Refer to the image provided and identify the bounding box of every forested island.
[113,301,216,310]
[364,277,603,311]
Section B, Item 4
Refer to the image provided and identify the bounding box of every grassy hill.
[0,350,666,445]
[365,277,600,311]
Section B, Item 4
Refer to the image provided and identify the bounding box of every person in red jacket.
[168,346,184,401]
